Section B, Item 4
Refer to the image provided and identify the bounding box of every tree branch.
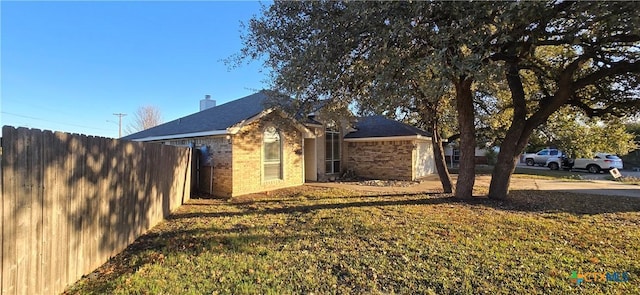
[573,61,640,91]
[568,99,617,117]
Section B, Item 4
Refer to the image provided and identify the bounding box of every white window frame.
[325,128,341,174]
[263,126,283,181]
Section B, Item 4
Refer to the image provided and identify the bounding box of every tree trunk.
[488,127,526,199]
[454,77,476,199]
[488,61,565,199]
[417,95,453,194]
[431,118,453,193]
[488,62,527,199]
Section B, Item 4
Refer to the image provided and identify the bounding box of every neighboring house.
[123,91,436,198]
[444,145,497,165]
[344,116,435,180]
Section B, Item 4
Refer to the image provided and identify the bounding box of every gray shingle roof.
[344,115,432,139]
[122,91,270,141]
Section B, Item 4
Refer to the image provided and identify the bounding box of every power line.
[1,111,113,131]
[2,98,77,117]
[113,113,127,138]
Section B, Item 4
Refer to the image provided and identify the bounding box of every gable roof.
[344,115,432,139]
[122,91,270,141]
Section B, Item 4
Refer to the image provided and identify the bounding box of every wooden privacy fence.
[1,126,192,295]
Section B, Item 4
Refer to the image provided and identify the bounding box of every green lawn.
[66,186,640,294]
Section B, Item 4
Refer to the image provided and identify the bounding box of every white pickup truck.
[545,153,624,173]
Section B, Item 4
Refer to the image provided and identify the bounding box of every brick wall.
[345,140,414,180]
[231,115,304,197]
[207,137,233,197]
[161,115,304,198]
[166,137,233,197]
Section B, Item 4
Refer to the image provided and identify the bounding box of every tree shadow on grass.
[169,194,457,220]
[184,192,409,206]
[178,188,640,220]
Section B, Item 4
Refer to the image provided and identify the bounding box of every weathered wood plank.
[44,132,56,292]
[32,129,44,295]
[116,140,126,255]
[2,127,18,295]
[101,137,112,266]
[66,134,79,286]
[1,127,4,294]
[77,134,88,277]
[75,134,86,281]
[151,145,161,221]
[182,148,192,205]
[87,136,100,272]
[106,139,116,258]
[81,136,90,274]
[15,127,30,295]
[136,141,145,239]
[55,131,70,292]
[126,141,135,245]
[181,148,192,208]
[107,138,118,258]
[97,138,107,270]
[51,131,62,292]
[40,130,54,295]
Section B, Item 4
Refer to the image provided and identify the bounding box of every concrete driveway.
[472,175,640,198]
[516,163,640,180]
[308,174,640,198]
[526,179,640,198]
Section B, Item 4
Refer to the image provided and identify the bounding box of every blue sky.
[1,1,269,138]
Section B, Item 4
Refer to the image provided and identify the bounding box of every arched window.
[263,126,282,180]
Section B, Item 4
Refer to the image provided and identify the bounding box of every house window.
[453,149,460,162]
[325,128,341,174]
[263,126,283,181]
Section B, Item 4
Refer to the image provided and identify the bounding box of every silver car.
[525,149,563,166]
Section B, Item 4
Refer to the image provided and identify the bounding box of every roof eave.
[227,109,274,134]
[343,135,432,142]
[228,108,316,139]
[129,130,229,142]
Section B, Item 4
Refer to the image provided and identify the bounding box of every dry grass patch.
[66,186,640,294]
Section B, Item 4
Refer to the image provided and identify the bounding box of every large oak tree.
[485,1,640,198]
[239,1,640,200]
[239,1,498,198]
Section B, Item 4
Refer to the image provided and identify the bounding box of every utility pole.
[113,113,127,138]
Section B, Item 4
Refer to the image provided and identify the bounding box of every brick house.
[443,146,496,165]
[123,91,436,198]
[344,116,435,180]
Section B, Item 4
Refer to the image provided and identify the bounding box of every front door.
[304,138,317,181]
